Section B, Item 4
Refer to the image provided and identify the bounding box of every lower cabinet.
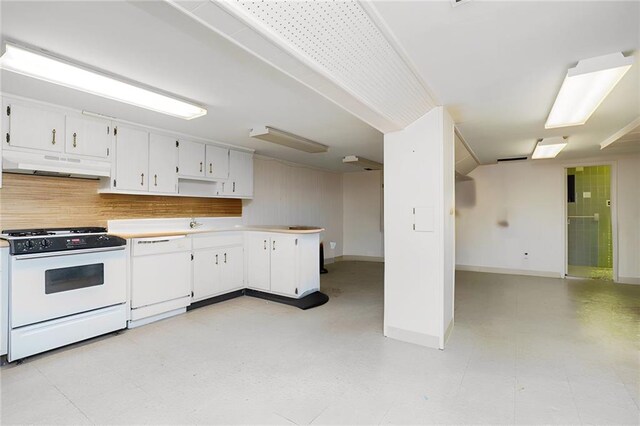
[193,245,243,301]
[245,232,319,298]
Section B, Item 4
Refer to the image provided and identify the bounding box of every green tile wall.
[567,165,612,268]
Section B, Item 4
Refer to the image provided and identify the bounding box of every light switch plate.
[583,192,591,199]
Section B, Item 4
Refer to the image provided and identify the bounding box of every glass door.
[566,165,613,280]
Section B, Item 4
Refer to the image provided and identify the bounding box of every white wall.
[242,156,343,259]
[342,170,384,258]
[384,107,455,349]
[456,153,640,283]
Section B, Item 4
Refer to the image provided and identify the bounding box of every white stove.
[1,227,128,362]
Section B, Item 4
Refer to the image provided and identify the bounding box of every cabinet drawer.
[132,235,191,256]
[192,232,243,249]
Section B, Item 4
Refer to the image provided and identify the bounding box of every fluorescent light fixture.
[250,126,328,153]
[0,43,207,120]
[531,137,567,159]
[545,52,634,129]
[342,155,383,170]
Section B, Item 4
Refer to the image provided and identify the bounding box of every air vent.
[497,157,528,162]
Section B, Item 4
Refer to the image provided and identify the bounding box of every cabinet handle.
[154,174,158,186]
[140,173,144,186]
[72,132,77,148]
[209,163,212,174]
[199,162,203,173]
[263,239,267,250]
[233,182,236,192]
[215,254,218,265]
[272,240,276,251]
[224,253,227,263]
[51,129,56,145]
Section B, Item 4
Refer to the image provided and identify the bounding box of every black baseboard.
[187,288,329,311]
[244,289,329,310]
[187,289,244,311]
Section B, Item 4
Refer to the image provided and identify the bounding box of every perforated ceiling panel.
[227,0,435,128]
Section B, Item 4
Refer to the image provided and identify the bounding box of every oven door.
[9,247,127,328]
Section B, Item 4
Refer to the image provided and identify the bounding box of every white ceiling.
[1,1,638,169]
[371,0,640,163]
[0,0,383,172]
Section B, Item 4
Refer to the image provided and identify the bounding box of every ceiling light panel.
[545,52,634,129]
[0,43,207,120]
[250,126,328,153]
[224,1,434,128]
[342,155,383,170]
[531,137,567,159]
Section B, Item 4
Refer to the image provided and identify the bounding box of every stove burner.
[6,230,55,237]
[2,227,107,237]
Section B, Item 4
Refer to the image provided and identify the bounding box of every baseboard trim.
[618,276,640,285]
[335,255,384,263]
[384,325,440,349]
[456,264,562,278]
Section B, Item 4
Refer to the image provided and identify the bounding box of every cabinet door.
[225,150,253,197]
[65,114,111,158]
[178,140,205,178]
[246,233,271,291]
[149,133,178,193]
[131,252,192,308]
[270,235,298,297]
[193,249,221,300]
[221,245,244,292]
[8,103,64,153]
[115,126,149,191]
[205,145,229,179]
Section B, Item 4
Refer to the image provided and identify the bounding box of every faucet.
[189,218,203,229]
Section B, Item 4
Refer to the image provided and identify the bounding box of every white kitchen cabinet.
[65,114,111,158]
[221,150,253,197]
[149,133,178,194]
[269,235,298,297]
[7,103,65,153]
[193,242,244,301]
[246,232,272,291]
[178,139,205,178]
[114,126,149,191]
[245,232,318,298]
[205,145,229,179]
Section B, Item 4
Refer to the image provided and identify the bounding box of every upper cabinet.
[205,145,229,180]
[149,134,178,194]
[114,126,149,192]
[6,103,65,153]
[222,150,253,198]
[178,140,205,178]
[65,114,111,159]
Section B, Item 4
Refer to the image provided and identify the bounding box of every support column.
[383,106,455,349]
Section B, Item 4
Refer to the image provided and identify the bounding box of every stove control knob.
[97,235,110,243]
[40,239,51,248]
[25,240,34,249]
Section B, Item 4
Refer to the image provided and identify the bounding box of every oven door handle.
[13,246,126,260]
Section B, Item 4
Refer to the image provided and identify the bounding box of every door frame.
[562,160,618,282]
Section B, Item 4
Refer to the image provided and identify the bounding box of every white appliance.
[129,235,192,328]
[2,227,127,362]
[2,149,111,179]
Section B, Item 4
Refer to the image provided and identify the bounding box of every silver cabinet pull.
[51,129,56,145]
[233,182,236,192]
[154,174,158,186]
[140,173,144,186]
[272,240,276,251]
[199,162,203,173]
[73,132,77,148]
[209,163,212,174]
[224,253,227,263]
[215,254,218,265]
[263,239,267,250]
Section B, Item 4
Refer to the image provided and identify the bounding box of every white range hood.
[2,150,110,179]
